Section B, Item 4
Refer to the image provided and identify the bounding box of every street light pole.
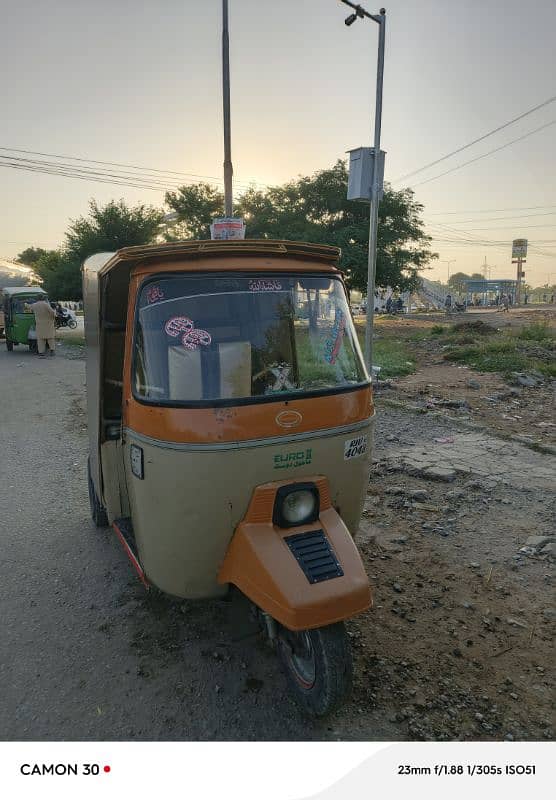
[222,0,233,217]
[341,2,386,374]
[442,259,456,283]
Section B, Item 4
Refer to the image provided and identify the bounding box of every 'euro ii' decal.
[273,449,312,470]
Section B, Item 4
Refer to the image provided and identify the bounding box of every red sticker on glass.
[146,285,165,304]
[182,329,212,350]
[165,316,194,337]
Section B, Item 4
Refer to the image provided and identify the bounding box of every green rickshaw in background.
[1,286,48,352]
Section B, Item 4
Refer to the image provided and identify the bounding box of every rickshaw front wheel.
[87,458,108,527]
[6,338,13,351]
[277,622,353,717]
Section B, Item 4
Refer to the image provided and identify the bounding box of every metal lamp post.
[442,259,456,283]
[341,1,386,374]
[222,0,233,217]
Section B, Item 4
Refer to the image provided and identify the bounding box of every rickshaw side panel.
[82,253,116,506]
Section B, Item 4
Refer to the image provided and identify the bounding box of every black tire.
[68,318,78,329]
[29,341,37,353]
[277,622,353,717]
[87,458,108,527]
[6,338,13,351]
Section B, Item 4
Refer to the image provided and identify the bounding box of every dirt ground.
[347,405,554,741]
[0,315,553,742]
[372,306,556,447]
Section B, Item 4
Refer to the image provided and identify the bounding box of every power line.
[410,120,556,188]
[0,144,266,189]
[427,204,556,215]
[0,156,262,194]
[446,223,556,231]
[424,211,556,225]
[392,94,556,183]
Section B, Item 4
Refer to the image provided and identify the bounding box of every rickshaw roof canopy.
[95,239,341,278]
[2,285,47,296]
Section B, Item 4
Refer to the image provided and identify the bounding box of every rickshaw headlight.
[273,484,319,528]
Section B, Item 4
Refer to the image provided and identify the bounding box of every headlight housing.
[273,483,320,528]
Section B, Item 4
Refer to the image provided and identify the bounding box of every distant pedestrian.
[29,297,56,356]
[500,293,510,312]
[524,294,528,305]
[444,293,452,313]
[551,294,554,304]
[385,296,393,314]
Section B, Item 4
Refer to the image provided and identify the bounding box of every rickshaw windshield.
[133,273,368,405]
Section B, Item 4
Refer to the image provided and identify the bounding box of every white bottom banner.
[0,741,553,799]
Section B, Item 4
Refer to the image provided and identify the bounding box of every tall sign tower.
[512,239,527,303]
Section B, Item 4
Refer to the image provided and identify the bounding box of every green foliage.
[20,200,163,300]
[443,324,555,378]
[515,321,554,341]
[65,199,163,263]
[447,271,471,295]
[164,184,224,240]
[33,250,82,300]
[165,160,437,292]
[430,324,445,335]
[372,338,416,377]
[16,247,49,267]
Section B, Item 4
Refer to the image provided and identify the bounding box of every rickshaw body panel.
[218,507,372,631]
[123,415,374,599]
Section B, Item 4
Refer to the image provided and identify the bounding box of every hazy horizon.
[1,0,555,287]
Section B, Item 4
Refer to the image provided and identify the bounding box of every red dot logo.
[103,766,111,773]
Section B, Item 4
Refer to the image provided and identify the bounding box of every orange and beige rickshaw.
[83,240,374,716]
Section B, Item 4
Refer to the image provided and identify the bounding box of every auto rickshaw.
[2,286,48,351]
[83,240,374,716]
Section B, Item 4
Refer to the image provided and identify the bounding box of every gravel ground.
[0,342,553,741]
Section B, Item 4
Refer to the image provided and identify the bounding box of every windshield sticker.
[165,316,194,337]
[269,364,294,391]
[181,328,212,350]
[146,285,165,304]
[249,279,282,292]
[324,309,346,365]
[344,435,368,460]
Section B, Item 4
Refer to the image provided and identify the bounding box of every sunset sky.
[1,0,555,287]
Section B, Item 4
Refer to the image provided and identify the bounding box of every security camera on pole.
[340,1,386,377]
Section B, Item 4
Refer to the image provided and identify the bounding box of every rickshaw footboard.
[113,518,149,588]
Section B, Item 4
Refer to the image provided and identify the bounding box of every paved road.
[0,343,396,741]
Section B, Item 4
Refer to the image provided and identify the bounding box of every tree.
[65,199,164,263]
[16,247,49,267]
[33,250,82,300]
[164,184,224,240]
[165,160,437,291]
[448,271,471,295]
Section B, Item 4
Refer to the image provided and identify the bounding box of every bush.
[516,321,554,341]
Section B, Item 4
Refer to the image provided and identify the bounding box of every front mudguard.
[218,504,372,632]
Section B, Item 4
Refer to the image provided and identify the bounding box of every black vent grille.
[285,530,344,584]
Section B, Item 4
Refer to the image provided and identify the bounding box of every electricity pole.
[442,259,456,283]
[222,0,233,216]
[341,1,386,374]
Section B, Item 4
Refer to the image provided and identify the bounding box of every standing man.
[444,293,452,314]
[29,297,56,356]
